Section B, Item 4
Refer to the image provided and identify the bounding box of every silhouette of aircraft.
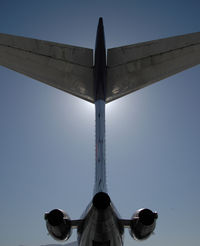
[1,17,200,246]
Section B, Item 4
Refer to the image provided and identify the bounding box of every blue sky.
[0,0,200,246]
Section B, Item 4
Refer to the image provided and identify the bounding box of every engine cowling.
[44,209,72,241]
[129,208,158,240]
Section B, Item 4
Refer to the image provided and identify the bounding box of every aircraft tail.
[1,31,200,104]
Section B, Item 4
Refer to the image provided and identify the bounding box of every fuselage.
[78,193,124,246]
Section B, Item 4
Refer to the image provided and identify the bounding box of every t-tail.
[43,18,158,246]
[3,16,200,246]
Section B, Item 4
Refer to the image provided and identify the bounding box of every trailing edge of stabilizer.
[1,25,200,103]
[0,33,94,103]
[106,31,200,102]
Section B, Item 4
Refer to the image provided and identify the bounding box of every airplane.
[1,17,200,246]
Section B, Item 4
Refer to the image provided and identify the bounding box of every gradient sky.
[0,1,200,246]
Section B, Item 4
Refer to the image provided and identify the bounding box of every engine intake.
[44,209,72,241]
[129,208,158,240]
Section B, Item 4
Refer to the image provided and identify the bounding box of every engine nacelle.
[44,209,72,241]
[129,208,158,240]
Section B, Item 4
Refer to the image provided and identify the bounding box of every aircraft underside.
[45,192,157,246]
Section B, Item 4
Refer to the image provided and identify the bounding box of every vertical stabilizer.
[94,17,106,101]
[94,100,107,194]
[94,18,107,194]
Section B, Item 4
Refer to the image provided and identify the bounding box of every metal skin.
[77,193,124,246]
[78,18,124,246]
[93,17,107,194]
[94,100,107,194]
[44,18,157,245]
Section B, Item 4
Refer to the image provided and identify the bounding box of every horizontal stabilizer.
[106,32,200,102]
[0,33,94,102]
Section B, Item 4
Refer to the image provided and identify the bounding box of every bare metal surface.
[0,33,94,102]
[94,100,107,194]
[106,32,200,102]
[78,204,123,246]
